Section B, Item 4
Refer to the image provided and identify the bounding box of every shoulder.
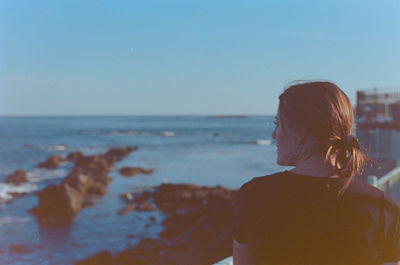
[238,171,289,195]
[347,179,400,212]
[381,191,400,227]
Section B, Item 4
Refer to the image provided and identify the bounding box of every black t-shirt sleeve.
[232,179,254,244]
[382,198,400,262]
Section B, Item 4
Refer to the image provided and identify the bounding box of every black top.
[233,171,400,265]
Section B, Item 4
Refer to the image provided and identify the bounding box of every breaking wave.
[254,139,272,146]
[0,183,38,202]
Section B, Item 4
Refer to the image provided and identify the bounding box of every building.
[356,88,400,201]
[356,88,400,161]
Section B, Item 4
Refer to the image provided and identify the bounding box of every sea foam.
[255,139,272,146]
[27,168,67,183]
[162,131,175,137]
[0,183,38,201]
[42,144,68,151]
[0,216,30,226]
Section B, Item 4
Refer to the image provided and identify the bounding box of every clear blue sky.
[0,0,399,115]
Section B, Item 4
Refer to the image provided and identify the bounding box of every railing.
[367,166,400,202]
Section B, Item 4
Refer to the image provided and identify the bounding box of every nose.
[272,128,276,139]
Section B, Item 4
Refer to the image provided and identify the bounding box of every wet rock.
[119,167,154,177]
[112,238,169,265]
[38,155,67,169]
[136,201,155,212]
[118,205,135,216]
[75,250,113,265]
[74,155,110,180]
[30,147,137,226]
[78,183,236,264]
[104,147,137,164]
[5,170,28,185]
[29,184,84,225]
[67,152,84,162]
[153,184,232,213]
[9,244,34,254]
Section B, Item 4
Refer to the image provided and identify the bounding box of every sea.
[0,115,286,265]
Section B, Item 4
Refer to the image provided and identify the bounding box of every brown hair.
[279,81,365,197]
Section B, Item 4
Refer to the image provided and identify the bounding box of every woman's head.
[272,81,365,191]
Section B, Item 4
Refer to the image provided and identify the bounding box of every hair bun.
[330,135,360,151]
[339,135,360,150]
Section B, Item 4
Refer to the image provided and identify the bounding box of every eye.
[273,121,278,126]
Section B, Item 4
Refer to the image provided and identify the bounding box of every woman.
[232,81,400,265]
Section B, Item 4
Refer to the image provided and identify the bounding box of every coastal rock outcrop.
[75,250,113,265]
[37,155,67,169]
[66,152,84,162]
[119,167,154,177]
[77,183,236,265]
[104,147,138,164]
[5,170,28,185]
[30,147,137,226]
[9,244,35,254]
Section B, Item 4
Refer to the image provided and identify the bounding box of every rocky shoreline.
[76,183,236,265]
[2,146,236,265]
[29,147,138,226]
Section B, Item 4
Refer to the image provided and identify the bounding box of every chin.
[277,157,287,166]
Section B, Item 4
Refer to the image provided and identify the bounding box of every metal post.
[367,176,378,187]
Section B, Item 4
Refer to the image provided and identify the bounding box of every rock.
[74,155,110,180]
[9,244,34,254]
[119,167,154,177]
[29,184,84,225]
[5,170,28,185]
[67,152,84,162]
[64,166,110,197]
[80,183,236,264]
[75,250,113,265]
[38,155,67,169]
[113,239,169,265]
[104,147,137,164]
[118,205,135,216]
[136,201,155,212]
[153,183,232,213]
[30,147,137,226]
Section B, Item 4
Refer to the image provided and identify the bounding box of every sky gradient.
[1,0,399,115]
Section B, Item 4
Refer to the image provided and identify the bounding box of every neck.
[290,153,338,178]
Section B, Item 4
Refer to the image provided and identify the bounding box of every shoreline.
[76,182,236,265]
